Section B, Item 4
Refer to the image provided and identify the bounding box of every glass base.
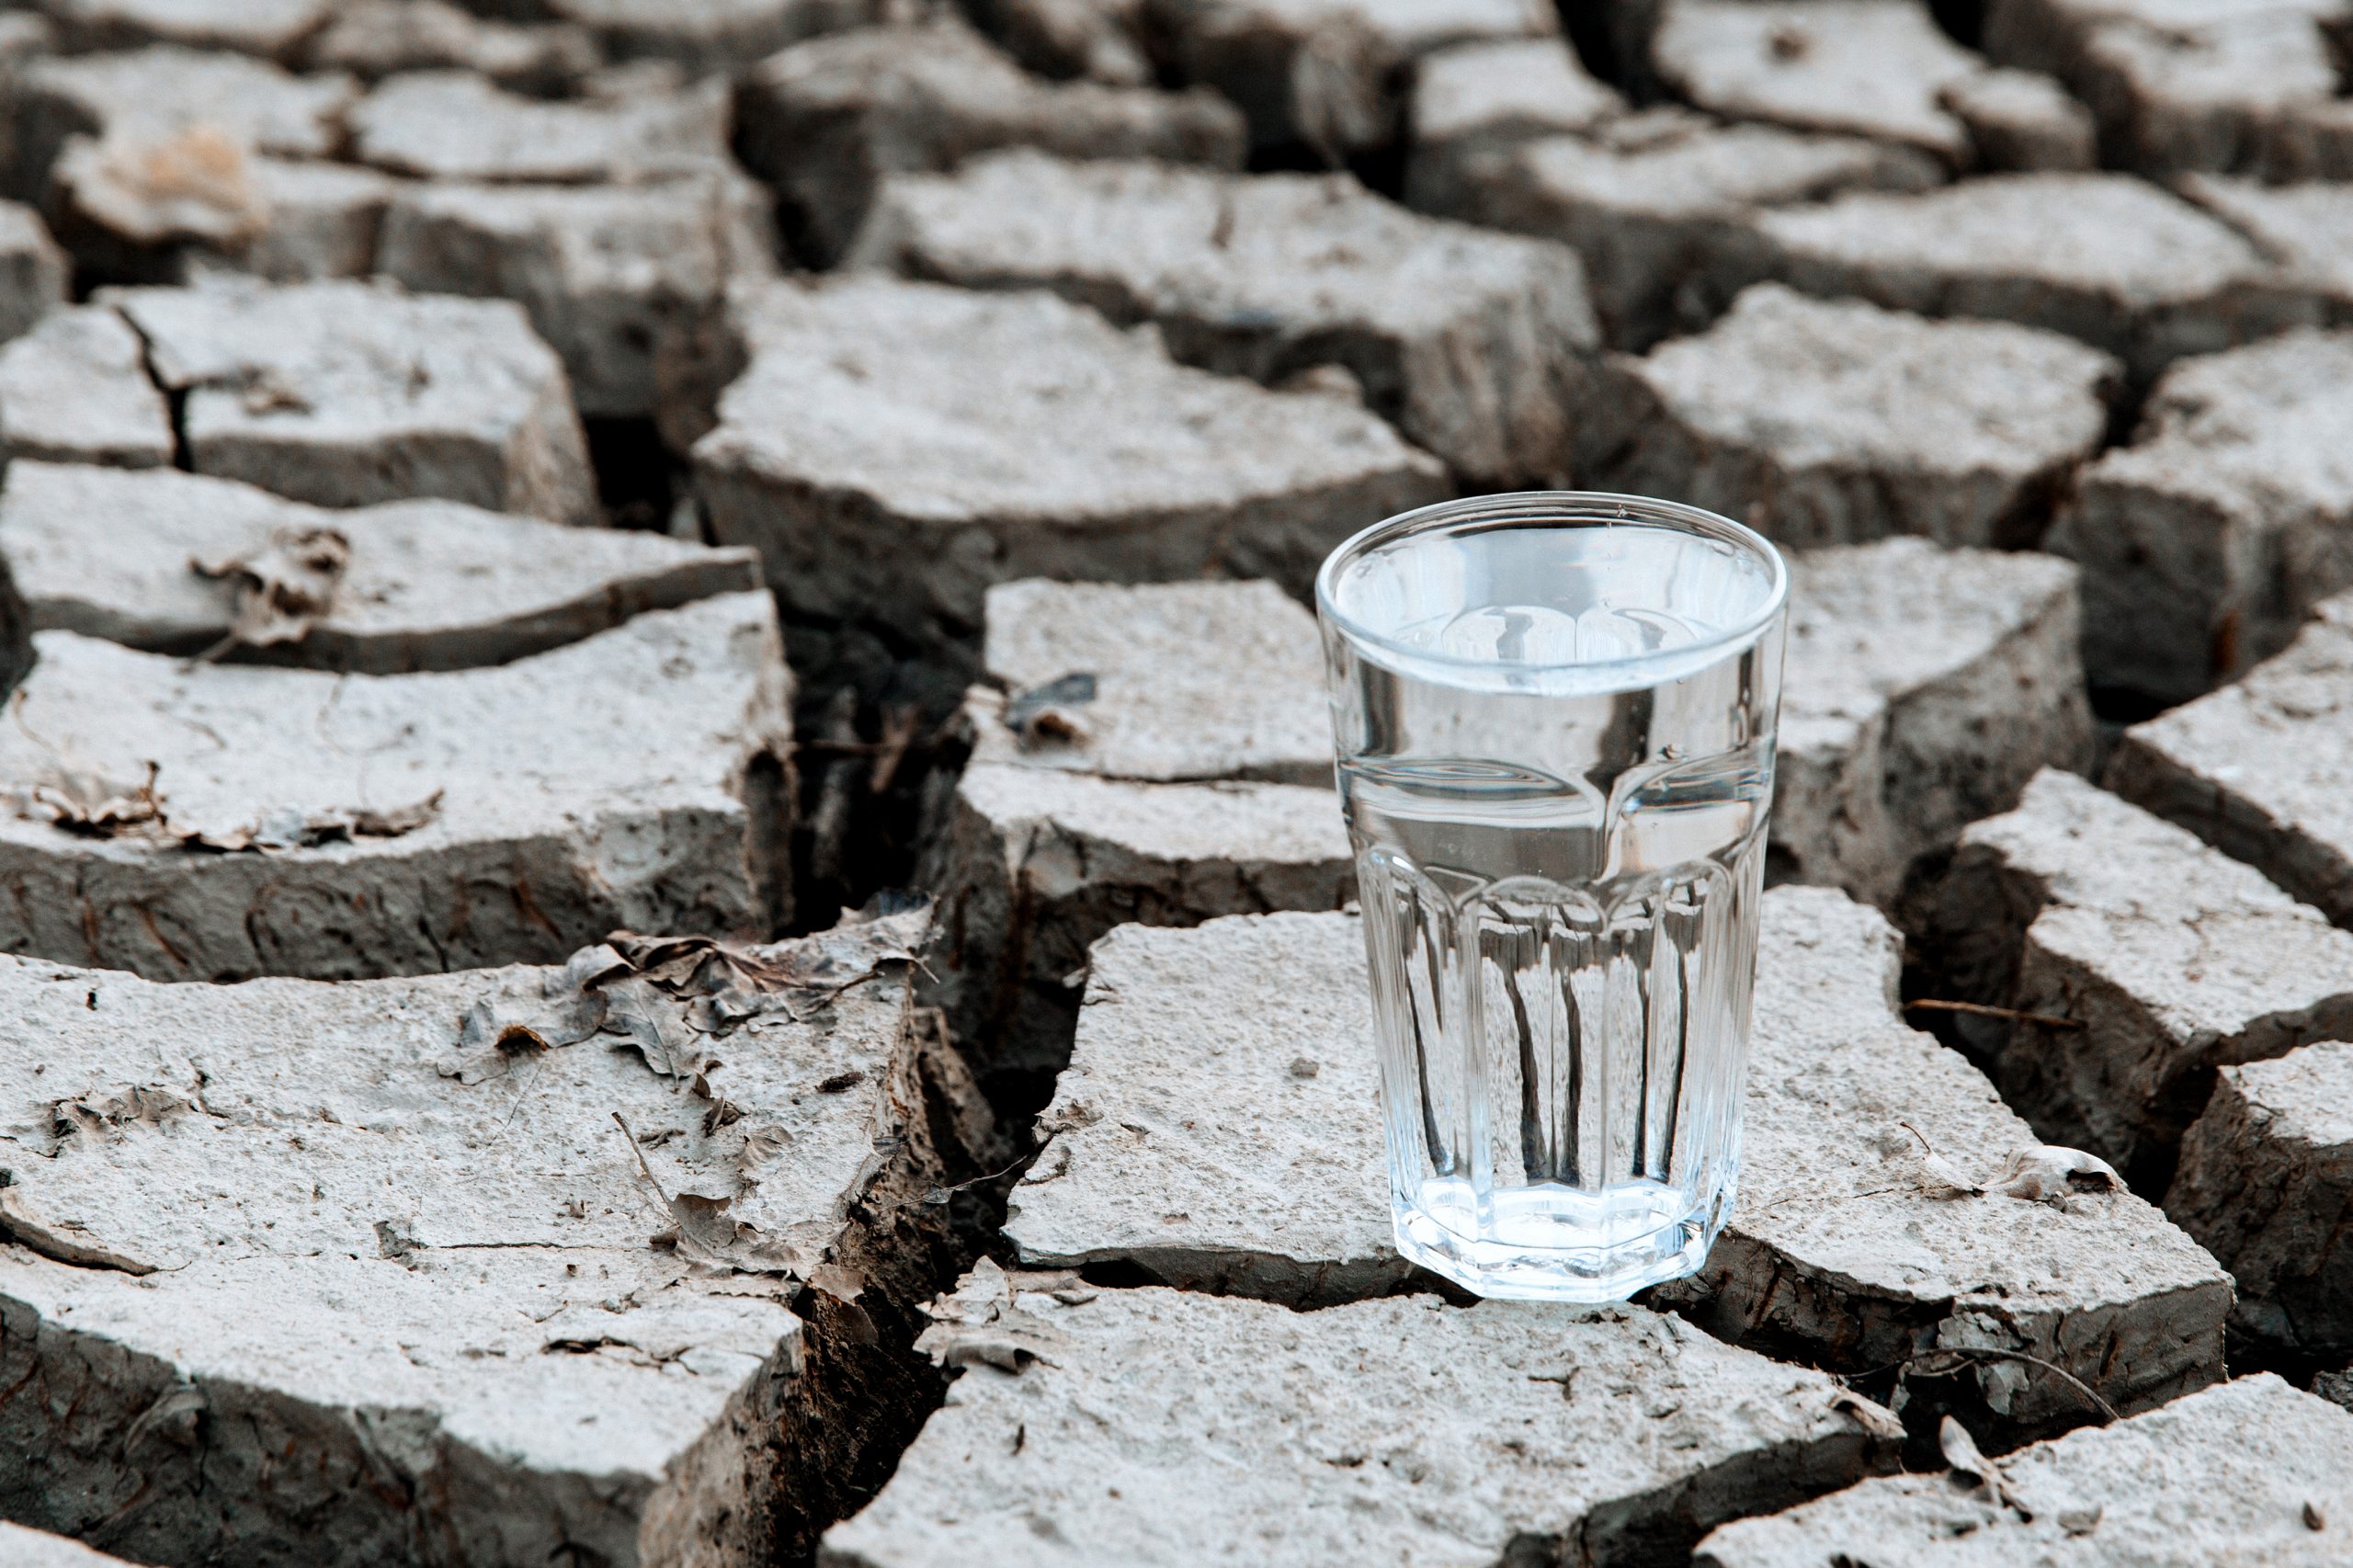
[1392,1177,1734,1303]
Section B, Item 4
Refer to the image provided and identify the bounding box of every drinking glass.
[1316,493,1789,1302]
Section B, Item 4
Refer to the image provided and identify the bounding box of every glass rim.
[1313,490,1790,683]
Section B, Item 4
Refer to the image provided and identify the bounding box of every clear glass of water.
[1316,493,1788,1302]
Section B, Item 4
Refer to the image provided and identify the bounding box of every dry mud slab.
[26,0,336,61]
[0,460,763,672]
[0,591,793,981]
[1650,0,1982,166]
[1733,171,2295,381]
[0,910,979,1568]
[542,0,875,75]
[1985,0,2353,179]
[1144,0,1563,158]
[2109,593,2353,924]
[2180,176,2353,327]
[0,304,173,469]
[689,275,1446,696]
[1915,768,2353,1189]
[6,44,356,199]
[1775,539,2093,904]
[821,1261,1893,1567]
[1007,889,2229,1432]
[920,580,1347,1076]
[2047,329,2353,706]
[377,171,778,420]
[0,198,63,342]
[2167,1040,2353,1358]
[735,17,1245,266]
[1404,37,1626,203]
[108,278,598,524]
[1428,108,1939,347]
[1940,65,2099,171]
[304,0,600,91]
[1695,1373,2353,1566]
[1588,284,2119,551]
[848,150,1601,484]
[347,69,730,185]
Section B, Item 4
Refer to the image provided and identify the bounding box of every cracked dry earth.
[0,0,2349,1564]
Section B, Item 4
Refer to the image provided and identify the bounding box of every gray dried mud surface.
[0,592,793,981]
[0,461,762,671]
[823,1263,1891,1568]
[1009,890,2228,1432]
[1915,768,2353,1187]
[1696,1375,2353,1566]
[0,911,963,1568]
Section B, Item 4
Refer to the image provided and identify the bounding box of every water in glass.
[1319,498,1786,1301]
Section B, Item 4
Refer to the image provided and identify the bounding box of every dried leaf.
[1829,1388,1906,1443]
[348,791,442,838]
[1919,1153,1985,1198]
[51,1083,188,1142]
[186,790,442,852]
[193,525,350,656]
[437,991,604,1085]
[600,977,699,1080]
[20,758,169,836]
[121,1381,207,1457]
[807,1262,866,1302]
[611,1112,808,1275]
[61,123,264,247]
[1939,1415,2020,1512]
[735,1125,789,1180]
[915,1257,1073,1373]
[1994,1144,2121,1208]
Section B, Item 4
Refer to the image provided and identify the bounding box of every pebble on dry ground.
[734,16,1245,266]
[1695,1374,2353,1566]
[823,1262,1894,1567]
[108,278,599,524]
[849,149,1601,484]
[0,460,762,671]
[1913,768,2353,1189]
[2047,328,2353,706]
[2167,1040,2353,1358]
[0,909,972,1568]
[1008,888,2229,1431]
[1586,283,2119,550]
[0,592,793,980]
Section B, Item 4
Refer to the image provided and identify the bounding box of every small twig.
[1847,1346,2120,1425]
[609,1110,675,1221]
[1904,998,2086,1030]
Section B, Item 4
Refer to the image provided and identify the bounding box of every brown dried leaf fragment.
[193,525,350,658]
[1995,1143,2121,1209]
[51,1083,189,1142]
[20,757,169,836]
[916,1257,1073,1374]
[1006,671,1097,750]
[62,123,265,247]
